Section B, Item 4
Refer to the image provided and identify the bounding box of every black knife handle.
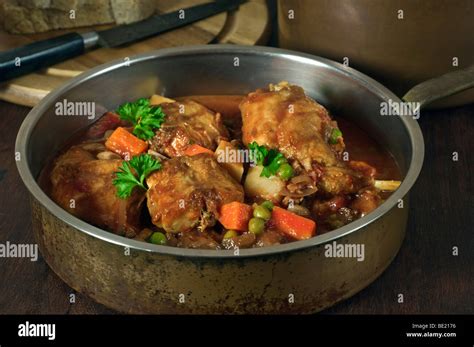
[0,33,84,82]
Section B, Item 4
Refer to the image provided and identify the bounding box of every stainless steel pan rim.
[15,44,424,258]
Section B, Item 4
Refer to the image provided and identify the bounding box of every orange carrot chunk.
[105,127,148,159]
[219,202,253,232]
[271,206,316,240]
[184,144,214,156]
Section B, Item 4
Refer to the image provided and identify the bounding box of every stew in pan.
[39,82,401,249]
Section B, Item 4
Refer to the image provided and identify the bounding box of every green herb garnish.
[248,141,268,166]
[248,141,293,180]
[149,232,167,245]
[261,149,285,178]
[113,153,161,199]
[117,98,166,140]
[329,128,343,145]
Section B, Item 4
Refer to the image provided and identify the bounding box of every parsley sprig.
[113,154,161,199]
[248,142,293,180]
[117,98,166,140]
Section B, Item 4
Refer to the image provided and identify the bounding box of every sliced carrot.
[184,144,214,156]
[219,201,253,232]
[271,206,316,240]
[105,127,148,159]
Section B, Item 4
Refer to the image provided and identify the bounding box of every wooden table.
[0,0,270,107]
[0,99,472,314]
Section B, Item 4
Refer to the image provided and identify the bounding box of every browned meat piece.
[146,154,244,233]
[312,196,357,231]
[133,228,154,241]
[240,81,374,195]
[222,232,256,249]
[241,81,340,168]
[347,160,377,178]
[177,230,220,249]
[50,142,145,237]
[255,229,285,248]
[86,112,129,139]
[315,165,372,196]
[312,187,382,231]
[350,189,382,217]
[150,100,229,157]
[312,195,348,220]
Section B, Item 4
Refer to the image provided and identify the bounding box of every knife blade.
[98,0,245,47]
[0,0,246,82]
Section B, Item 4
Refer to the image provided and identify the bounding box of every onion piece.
[82,142,106,151]
[147,149,169,161]
[283,173,317,198]
[103,129,114,140]
[290,174,313,185]
[222,232,256,249]
[149,94,175,106]
[287,204,311,217]
[96,151,121,160]
[281,186,318,198]
[374,180,401,191]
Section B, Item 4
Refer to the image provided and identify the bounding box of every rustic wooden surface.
[0,99,472,314]
[0,0,270,107]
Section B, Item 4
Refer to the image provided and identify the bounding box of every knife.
[0,0,246,82]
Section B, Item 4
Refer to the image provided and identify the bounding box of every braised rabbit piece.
[240,82,374,197]
[50,142,145,238]
[241,81,343,168]
[150,100,229,158]
[146,154,244,233]
[41,83,401,249]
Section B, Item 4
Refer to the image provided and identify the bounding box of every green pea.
[277,163,294,180]
[253,205,271,220]
[276,156,287,166]
[261,200,274,211]
[329,128,343,144]
[223,230,238,239]
[149,232,167,245]
[248,217,265,235]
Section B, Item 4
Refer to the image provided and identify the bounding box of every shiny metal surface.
[403,64,474,107]
[79,32,99,50]
[29,196,408,314]
[97,0,245,48]
[278,0,474,108]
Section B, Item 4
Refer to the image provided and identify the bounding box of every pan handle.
[402,64,474,107]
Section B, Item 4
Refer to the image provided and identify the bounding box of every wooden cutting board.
[0,0,270,107]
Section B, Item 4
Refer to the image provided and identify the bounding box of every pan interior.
[17,45,421,257]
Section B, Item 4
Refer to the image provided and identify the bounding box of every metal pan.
[14,45,468,313]
[278,0,474,108]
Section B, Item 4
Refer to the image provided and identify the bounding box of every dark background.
[0,1,472,314]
